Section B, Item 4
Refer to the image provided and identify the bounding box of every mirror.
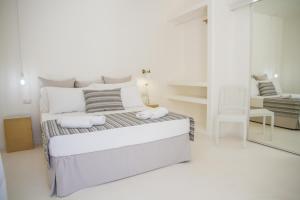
[248,0,300,154]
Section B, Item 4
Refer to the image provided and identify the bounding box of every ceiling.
[252,0,300,18]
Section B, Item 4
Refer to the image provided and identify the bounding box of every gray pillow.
[83,89,124,113]
[252,74,268,81]
[74,79,104,88]
[39,77,75,88]
[103,76,131,84]
[258,81,277,96]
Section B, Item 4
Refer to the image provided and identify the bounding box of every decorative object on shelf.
[146,104,159,108]
[141,68,151,105]
[142,69,151,75]
[4,115,34,153]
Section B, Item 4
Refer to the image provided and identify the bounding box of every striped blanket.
[263,97,300,118]
[42,112,194,167]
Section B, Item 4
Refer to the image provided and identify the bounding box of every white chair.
[215,86,248,147]
[249,108,274,140]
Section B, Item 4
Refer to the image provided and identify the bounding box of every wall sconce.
[274,74,278,78]
[20,72,26,86]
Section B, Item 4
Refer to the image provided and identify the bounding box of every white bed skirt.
[49,134,191,197]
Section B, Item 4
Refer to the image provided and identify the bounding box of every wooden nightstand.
[4,115,34,153]
[146,104,159,108]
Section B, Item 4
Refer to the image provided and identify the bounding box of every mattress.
[41,107,190,157]
[251,95,280,108]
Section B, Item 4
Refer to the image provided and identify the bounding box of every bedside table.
[146,104,159,108]
[4,115,34,153]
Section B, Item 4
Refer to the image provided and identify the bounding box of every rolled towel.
[59,118,92,128]
[150,107,168,119]
[57,115,106,128]
[90,116,106,125]
[136,109,153,119]
[136,107,169,120]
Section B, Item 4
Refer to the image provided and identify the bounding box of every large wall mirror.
[248,0,300,154]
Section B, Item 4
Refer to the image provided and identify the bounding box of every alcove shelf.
[168,2,209,134]
[168,95,207,105]
[168,81,207,87]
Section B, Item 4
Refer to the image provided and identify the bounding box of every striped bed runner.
[263,97,300,118]
[42,112,194,167]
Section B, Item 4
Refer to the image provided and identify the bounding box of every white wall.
[251,12,300,94]
[251,13,283,79]
[281,16,300,93]
[0,0,186,149]
[0,0,252,149]
[0,1,33,150]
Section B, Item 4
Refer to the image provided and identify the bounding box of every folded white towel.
[90,116,106,125]
[136,110,153,119]
[136,107,169,119]
[57,115,106,128]
[150,107,169,119]
[59,118,92,128]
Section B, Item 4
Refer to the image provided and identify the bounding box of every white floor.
[249,122,300,154]
[2,135,300,200]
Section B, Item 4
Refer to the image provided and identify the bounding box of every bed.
[250,77,300,129]
[40,81,194,197]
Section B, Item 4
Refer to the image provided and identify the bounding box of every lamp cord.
[16,0,24,77]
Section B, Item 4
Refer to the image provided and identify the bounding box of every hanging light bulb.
[20,72,26,86]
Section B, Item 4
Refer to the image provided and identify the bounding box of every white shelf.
[169,2,208,24]
[168,95,207,105]
[168,81,207,87]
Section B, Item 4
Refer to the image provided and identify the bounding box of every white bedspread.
[251,93,300,108]
[41,107,190,157]
[250,94,300,123]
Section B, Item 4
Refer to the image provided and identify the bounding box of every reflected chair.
[215,86,248,147]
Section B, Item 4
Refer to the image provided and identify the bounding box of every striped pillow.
[83,89,124,113]
[258,82,277,96]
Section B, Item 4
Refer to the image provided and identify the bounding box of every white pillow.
[88,81,144,109]
[88,81,134,90]
[251,78,259,97]
[121,85,144,108]
[40,88,49,113]
[46,87,86,114]
[257,79,282,95]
